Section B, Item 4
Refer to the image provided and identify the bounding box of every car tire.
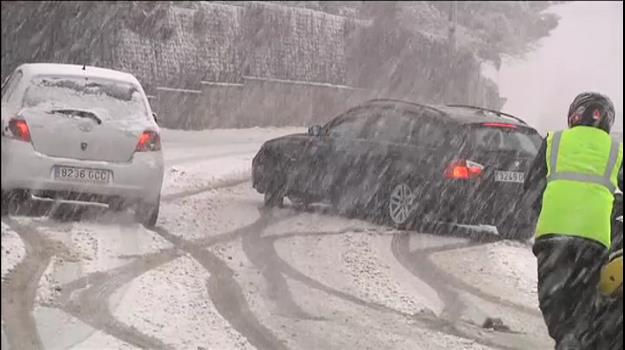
[368,180,422,230]
[135,197,160,228]
[1,190,8,216]
[1,189,30,216]
[386,182,416,230]
[287,194,310,210]
[263,157,286,208]
[264,190,285,208]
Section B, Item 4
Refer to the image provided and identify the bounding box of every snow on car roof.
[17,63,140,85]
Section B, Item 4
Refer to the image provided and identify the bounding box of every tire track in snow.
[391,232,541,319]
[260,228,517,350]
[241,220,323,321]
[0,178,258,349]
[54,249,180,350]
[153,211,291,350]
[46,213,282,350]
[1,218,74,350]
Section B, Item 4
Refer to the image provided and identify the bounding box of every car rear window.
[22,76,148,121]
[470,127,542,154]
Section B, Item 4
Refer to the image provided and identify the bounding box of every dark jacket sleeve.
[523,137,548,215]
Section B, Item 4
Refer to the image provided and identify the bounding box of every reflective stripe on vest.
[547,131,620,193]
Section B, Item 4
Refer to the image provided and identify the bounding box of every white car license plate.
[54,166,111,184]
[495,171,525,183]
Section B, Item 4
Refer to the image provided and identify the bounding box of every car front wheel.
[262,157,286,208]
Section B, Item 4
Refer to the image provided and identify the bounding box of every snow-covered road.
[1,127,553,350]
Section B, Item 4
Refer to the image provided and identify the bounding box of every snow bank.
[1,221,26,280]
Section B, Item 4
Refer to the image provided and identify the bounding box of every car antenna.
[82,64,86,71]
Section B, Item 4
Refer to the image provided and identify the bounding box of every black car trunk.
[460,124,543,220]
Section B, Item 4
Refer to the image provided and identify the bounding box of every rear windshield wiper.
[50,109,102,125]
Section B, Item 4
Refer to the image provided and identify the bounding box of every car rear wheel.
[387,183,416,229]
[1,190,30,216]
[135,197,160,228]
[368,180,421,230]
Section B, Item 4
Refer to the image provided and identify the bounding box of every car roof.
[434,105,529,126]
[360,99,531,128]
[16,63,140,86]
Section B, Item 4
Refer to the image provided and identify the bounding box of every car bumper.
[252,150,269,193]
[432,181,528,226]
[1,138,164,204]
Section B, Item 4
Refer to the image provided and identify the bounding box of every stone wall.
[112,3,243,91]
[1,1,503,129]
[240,2,349,84]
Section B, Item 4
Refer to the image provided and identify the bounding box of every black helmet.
[568,92,616,133]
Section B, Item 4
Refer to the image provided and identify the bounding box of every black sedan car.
[252,99,543,239]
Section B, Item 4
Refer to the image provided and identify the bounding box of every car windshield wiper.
[50,109,102,125]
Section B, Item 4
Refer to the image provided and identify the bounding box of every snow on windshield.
[22,76,148,121]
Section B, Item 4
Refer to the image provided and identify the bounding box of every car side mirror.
[308,125,322,137]
[152,112,159,124]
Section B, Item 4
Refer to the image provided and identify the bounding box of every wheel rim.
[389,183,415,225]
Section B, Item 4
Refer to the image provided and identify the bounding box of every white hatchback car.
[1,63,164,227]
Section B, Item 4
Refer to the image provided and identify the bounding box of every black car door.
[315,107,378,202]
[355,106,419,206]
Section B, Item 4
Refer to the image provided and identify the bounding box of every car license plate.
[495,171,525,183]
[54,166,111,184]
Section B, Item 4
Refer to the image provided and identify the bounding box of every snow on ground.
[161,127,303,196]
[2,126,551,349]
[71,331,137,350]
[160,182,261,241]
[162,157,252,196]
[36,217,172,276]
[1,221,25,280]
[271,213,440,317]
[484,241,539,307]
[430,240,538,310]
[36,256,63,306]
[210,209,495,350]
[429,239,550,341]
[161,127,303,148]
[112,256,254,350]
[341,231,434,315]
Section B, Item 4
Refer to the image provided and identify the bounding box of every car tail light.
[481,122,517,129]
[135,130,161,152]
[445,160,484,180]
[7,119,32,142]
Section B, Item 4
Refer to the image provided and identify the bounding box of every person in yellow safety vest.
[523,92,623,350]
